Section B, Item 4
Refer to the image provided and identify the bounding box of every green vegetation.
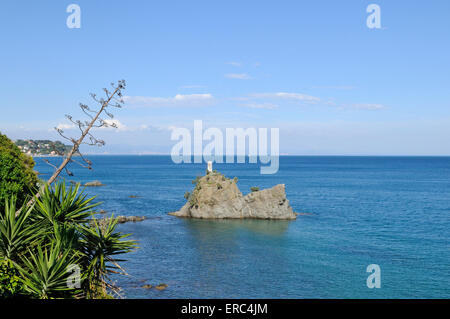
[0,82,133,299]
[0,259,21,297]
[15,139,71,156]
[188,176,205,208]
[0,182,137,299]
[250,187,260,192]
[192,176,201,185]
[188,195,197,207]
[187,171,231,207]
[0,133,38,213]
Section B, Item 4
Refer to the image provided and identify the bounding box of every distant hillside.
[15,139,71,156]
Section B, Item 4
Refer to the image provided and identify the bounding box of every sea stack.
[169,170,296,220]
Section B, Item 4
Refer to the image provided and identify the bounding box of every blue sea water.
[34,156,450,298]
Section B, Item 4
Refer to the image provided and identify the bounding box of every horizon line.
[73,154,450,157]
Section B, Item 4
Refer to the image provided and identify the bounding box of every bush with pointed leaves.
[0,182,137,299]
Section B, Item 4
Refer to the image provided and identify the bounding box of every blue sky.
[1,0,449,155]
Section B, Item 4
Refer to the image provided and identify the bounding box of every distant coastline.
[15,139,71,157]
[33,154,450,157]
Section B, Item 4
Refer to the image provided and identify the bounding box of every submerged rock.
[94,215,147,229]
[169,172,296,220]
[141,284,152,289]
[155,284,168,291]
[84,180,104,187]
[115,215,146,223]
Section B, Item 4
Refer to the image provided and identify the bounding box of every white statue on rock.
[207,161,213,173]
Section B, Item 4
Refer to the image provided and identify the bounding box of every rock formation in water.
[84,180,104,187]
[93,215,146,229]
[169,171,296,220]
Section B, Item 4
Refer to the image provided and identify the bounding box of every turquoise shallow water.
[35,156,450,298]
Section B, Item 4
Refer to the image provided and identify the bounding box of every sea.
[34,156,450,298]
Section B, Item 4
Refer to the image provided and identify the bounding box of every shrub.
[250,187,259,192]
[0,182,137,299]
[189,194,197,207]
[0,133,38,212]
[0,259,22,298]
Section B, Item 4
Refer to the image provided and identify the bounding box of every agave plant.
[34,182,99,228]
[0,198,41,261]
[14,243,84,299]
[1,182,137,299]
[79,216,137,297]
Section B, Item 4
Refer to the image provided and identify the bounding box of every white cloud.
[123,94,215,107]
[102,119,128,131]
[225,73,252,80]
[56,123,75,130]
[172,94,213,102]
[227,61,242,67]
[249,92,321,102]
[98,120,164,132]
